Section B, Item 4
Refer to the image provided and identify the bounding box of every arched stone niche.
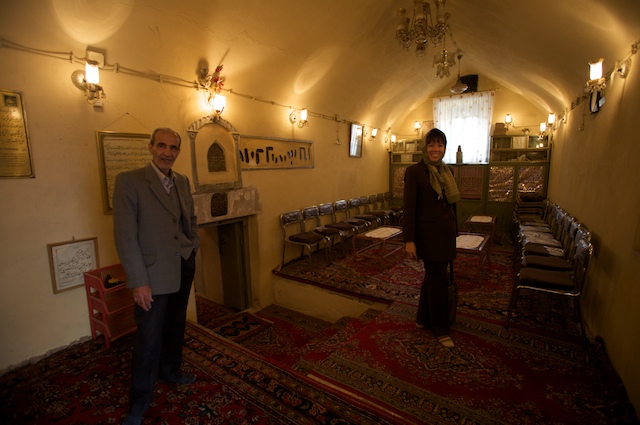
[187,115,242,193]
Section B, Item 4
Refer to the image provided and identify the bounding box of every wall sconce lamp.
[585,58,606,93]
[391,134,397,143]
[370,127,378,140]
[71,49,106,107]
[505,114,513,128]
[198,64,226,115]
[539,122,547,138]
[547,113,556,130]
[289,108,309,128]
[208,93,226,115]
[414,121,422,134]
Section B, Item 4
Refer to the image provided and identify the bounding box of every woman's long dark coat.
[402,160,457,262]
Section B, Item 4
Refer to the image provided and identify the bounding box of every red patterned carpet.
[275,240,584,340]
[0,320,402,424]
[1,245,637,424]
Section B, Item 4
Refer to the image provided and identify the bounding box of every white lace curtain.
[433,91,494,164]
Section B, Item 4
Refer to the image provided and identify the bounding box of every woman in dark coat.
[402,128,460,347]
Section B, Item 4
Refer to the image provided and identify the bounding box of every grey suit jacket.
[113,164,200,295]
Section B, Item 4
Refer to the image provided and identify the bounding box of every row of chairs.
[506,198,594,342]
[279,193,401,267]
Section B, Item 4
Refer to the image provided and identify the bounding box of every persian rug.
[305,302,638,425]
[204,312,272,343]
[238,304,338,368]
[275,241,583,339]
[0,323,403,425]
[195,294,239,327]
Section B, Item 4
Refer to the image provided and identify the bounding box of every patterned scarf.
[423,155,461,204]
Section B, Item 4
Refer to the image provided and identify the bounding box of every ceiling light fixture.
[450,53,468,94]
[395,0,451,57]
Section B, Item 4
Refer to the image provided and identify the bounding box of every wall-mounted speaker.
[460,75,478,92]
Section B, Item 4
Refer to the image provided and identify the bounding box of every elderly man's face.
[149,131,180,175]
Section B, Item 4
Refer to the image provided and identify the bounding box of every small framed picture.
[48,237,99,294]
[392,140,404,152]
[349,123,363,158]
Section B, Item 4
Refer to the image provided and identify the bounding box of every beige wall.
[547,69,640,405]
[1,1,639,414]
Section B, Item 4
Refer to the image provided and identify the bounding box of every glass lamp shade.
[85,61,100,84]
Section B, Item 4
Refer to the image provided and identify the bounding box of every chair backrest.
[559,214,575,251]
[551,208,567,239]
[346,197,361,218]
[572,238,594,294]
[369,194,379,211]
[280,210,305,238]
[301,205,321,229]
[317,202,335,223]
[333,200,350,222]
[358,195,372,213]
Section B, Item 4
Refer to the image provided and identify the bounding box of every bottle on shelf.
[456,145,463,164]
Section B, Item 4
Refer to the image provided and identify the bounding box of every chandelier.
[395,0,451,57]
[433,48,455,78]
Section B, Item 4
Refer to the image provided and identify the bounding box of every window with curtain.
[433,91,494,164]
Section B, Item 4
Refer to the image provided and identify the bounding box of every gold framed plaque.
[97,131,151,213]
[0,89,34,178]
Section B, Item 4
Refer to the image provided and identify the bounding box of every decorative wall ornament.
[238,135,314,170]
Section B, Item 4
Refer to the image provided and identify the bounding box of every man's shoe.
[160,372,197,384]
[122,414,142,425]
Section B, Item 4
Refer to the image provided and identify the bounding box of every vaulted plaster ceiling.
[43,0,640,129]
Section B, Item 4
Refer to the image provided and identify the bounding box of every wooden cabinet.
[84,264,136,348]
[490,135,549,163]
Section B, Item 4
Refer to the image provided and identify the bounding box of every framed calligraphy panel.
[0,89,34,178]
[238,135,313,170]
[97,131,150,213]
[48,237,99,294]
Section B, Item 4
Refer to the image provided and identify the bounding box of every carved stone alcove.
[187,115,261,225]
[187,115,260,311]
[187,115,242,193]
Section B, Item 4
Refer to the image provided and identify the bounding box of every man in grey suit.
[113,127,200,425]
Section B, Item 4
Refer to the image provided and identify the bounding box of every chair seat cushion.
[518,267,574,290]
[314,226,340,237]
[289,232,325,244]
[521,234,562,247]
[326,222,357,231]
[369,211,388,219]
[522,244,564,257]
[346,218,368,226]
[522,255,572,271]
[355,214,379,222]
[519,225,551,233]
